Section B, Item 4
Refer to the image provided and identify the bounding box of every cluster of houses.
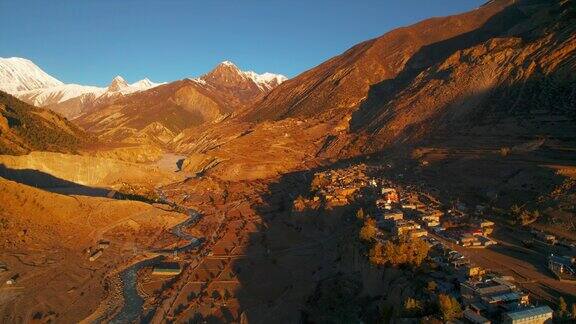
[374,187,431,240]
[310,165,371,208]
[363,178,556,323]
[370,182,499,250]
[430,207,497,248]
[305,165,564,323]
[461,275,553,323]
[424,225,554,323]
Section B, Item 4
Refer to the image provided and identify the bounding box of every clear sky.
[0,0,486,86]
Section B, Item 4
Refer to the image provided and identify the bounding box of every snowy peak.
[106,76,163,94]
[0,57,63,93]
[201,60,287,91]
[131,78,154,88]
[108,75,129,92]
[244,71,288,90]
[0,56,165,120]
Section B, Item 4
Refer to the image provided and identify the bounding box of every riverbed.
[106,195,202,322]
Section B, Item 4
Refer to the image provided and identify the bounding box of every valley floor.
[1,150,575,323]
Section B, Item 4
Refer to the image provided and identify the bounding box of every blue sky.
[0,0,486,86]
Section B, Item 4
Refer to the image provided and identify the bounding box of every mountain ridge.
[74,61,287,146]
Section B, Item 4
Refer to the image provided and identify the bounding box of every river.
[106,191,202,323]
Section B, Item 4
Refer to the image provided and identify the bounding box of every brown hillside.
[243,0,516,122]
[172,0,575,188]
[76,62,281,146]
[349,0,576,153]
[0,91,88,155]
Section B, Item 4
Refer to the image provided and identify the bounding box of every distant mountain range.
[0,57,287,120]
[73,61,288,146]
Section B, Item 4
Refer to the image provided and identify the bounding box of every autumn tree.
[311,175,329,191]
[438,294,462,321]
[558,297,568,318]
[369,238,430,267]
[356,208,365,221]
[359,218,378,242]
[403,297,423,317]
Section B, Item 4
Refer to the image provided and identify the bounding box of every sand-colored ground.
[0,151,183,189]
[0,177,186,323]
[144,175,416,323]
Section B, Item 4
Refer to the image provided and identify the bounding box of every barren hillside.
[0,91,88,155]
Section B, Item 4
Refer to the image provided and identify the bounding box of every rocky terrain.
[0,0,575,322]
[172,0,576,210]
[0,92,88,155]
[75,61,286,148]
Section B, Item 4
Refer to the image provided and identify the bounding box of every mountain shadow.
[0,164,111,197]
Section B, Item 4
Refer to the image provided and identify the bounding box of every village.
[0,164,576,324]
[302,163,576,323]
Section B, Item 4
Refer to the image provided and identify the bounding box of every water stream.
[107,191,202,323]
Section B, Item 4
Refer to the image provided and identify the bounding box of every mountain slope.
[348,0,576,153]
[0,91,88,155]
[243,0,517,122]
[170,0,575,184]
[76,61,286,145]
[0,57,63,93]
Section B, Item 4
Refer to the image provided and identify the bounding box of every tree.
[359,218,378,242]
[369,238,430,268]
[438,294,462,321]
[571,303,576,320]
[403,297,422,317]
[356,208,365,221]
[500,147,511,157]
[558,297,568,318]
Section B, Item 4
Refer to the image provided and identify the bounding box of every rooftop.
[504,305,553,320]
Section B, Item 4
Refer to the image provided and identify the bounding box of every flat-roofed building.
[408,228,428,239]
[461,277,516,304]
[502,305,553,324]
[548,254,576,280]
[392,220,421,236]
[460,265,485,278]
[152,262,182,276]
[383,211,404,221]
[381,188,399,203]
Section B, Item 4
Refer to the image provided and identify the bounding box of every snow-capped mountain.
[0,57,164,118]
[103,75,164,96]
[15,75,163,110]
[201,61,287,91]
[0,57,285,122]
[75,61,288,144]
[16,84,106,107]
[0,57,63,93]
